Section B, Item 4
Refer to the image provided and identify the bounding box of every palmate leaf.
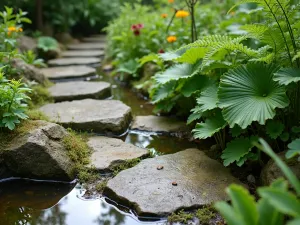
[215,184,258,225]
[196,83,218,113]
[181,75,210,97]
[266,120,284,139]
[154,61,201,84]
[151,80,176,104]
[274,68,300,86]
[221,137,254,166]
[286,138,300,159]
[218,63,289,129]
[176,47,208,64]
[159,48,188,61]
[192,110,226,139]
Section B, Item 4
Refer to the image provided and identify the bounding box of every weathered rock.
[88,136,149,171]
[82,36,106,43]
[261,152,300,186]
[48,81,111,102]
[17,36,37,52]
[62,50,104,58]
[104,148,242,216]
[40,99,132,134]
[55,32,75,44]
[2,121,75,181]
[67,43,106,50]
[48,57,100,67]
[12,59,47,84]
[131,115,190,136]
[41,66,96,80]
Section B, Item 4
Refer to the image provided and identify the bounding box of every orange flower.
[168,0,174,3]
[161,13,168,18]
[18,27,23,32]
[167,36,177,43]
[175,10,189,18]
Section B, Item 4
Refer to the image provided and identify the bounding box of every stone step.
[104,148,242,217]
[48,81,111,102]
[40,99,132,134]
[48,57,100,67]
[131,115,190,137]
[82,36,106,43]
[41,66,96,80]
[88,136,149,171]
[67,43,106,50]
[61,50,104,58]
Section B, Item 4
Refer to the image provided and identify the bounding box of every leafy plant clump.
[28,83,53,109]
[167,210,194,224]
[195,205,216,225]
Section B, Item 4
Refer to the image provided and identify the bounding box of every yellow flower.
[161,13,168,18]
[168,0,174,3]
[18,27,23,32]
[8,26,16,32]
[167,36,177,43]
[175,10,189,18]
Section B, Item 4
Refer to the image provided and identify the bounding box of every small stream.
[0,70,211,225]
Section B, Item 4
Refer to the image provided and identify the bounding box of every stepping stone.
[41,66,96,80]
[88,136,149,171]
[131,115,189,136]
[67,43,106,50]
[104,149,242,216]
[48,57,100,67]
[62,50,104,58]
[48,81,111,102]
[40,99,132,134]
[82,36,106,43]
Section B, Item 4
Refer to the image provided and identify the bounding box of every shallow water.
[0,71,207,224]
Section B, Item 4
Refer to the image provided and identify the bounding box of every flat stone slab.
[41,66,96,79]
[48,57,100,67]
[82,36,106,42]
[131,115,189,135]
[88,136,149,171]
[105,148,242,216]
[62,50,104,58]
[48,81,111,102]
[40,99,132,134]
[67,43,106,50]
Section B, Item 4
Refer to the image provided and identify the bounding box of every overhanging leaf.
[192,110,226,139]
[196,83,219,112]
[181,75,210,97]
[151,80,176,104]
[159,48,188,61]
[176,47,207,64]
[266,120,284,139]
[274,68,300,86]
[286,139,300,159]
[218,63,289,129]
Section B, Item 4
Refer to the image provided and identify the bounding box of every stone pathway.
[38,35,241,221]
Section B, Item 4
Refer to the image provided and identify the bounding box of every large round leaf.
[273,68,300,86]
[218,63,289,129]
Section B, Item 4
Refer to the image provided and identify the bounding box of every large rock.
[12,59,47,84]
[40,99,132,134]
[261,152,300,186]
[48,81,111,102]
[67,43,106,50]
[48,57,100,67]
[17,36,37,52]
[41,66,96,80]
[2,121,75,181]
[62,50,104,58]
[88,136,149,171]
[131,115,190,136]
[104,148,242,216]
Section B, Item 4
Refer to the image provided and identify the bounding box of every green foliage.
[216,139,300,225]
[112,158,141,176]
[0,68,31,130]
[167,210,193,224]
[286,138,300,159]
[20,50,47,68]
[37,36,58,52]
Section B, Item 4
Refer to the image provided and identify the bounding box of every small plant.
[0,67,31,130]
[20,50,47,68]
[37,36,58,52]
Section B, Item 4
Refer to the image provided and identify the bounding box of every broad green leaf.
[176,47,207,64]
[187,111,202,124]
[257,199,283,225]
[154,62,201,84]
[286,139,300,159]
[117,59,140,75]
[214,202,243,225]
[230,125,245,137]
[192,110,226,139]
[196,83,218,112]
[139,54,164,69]
[258,187,300,217]
[151,81,176,104]
[266,120,284,139]
[218,63,289,129]
[273,68,300,86]
[287,218,300,225]
[222,137,253,166]
[181,75,210,97]
[159,48,188,61]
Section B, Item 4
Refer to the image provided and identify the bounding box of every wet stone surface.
[88,136,149,171]
[48,57,100,67]
[48,81,111,102]
[39,99,132,134]
[41,66,96,80]
[82,36,106,42]
[67,43,106,50]
[105,148,242,216]
[62,50,105,58]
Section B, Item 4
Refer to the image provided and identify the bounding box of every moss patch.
[26,109,50,121]
[168,210,194,224]
[112,158,141,176]
[28,83,53,108]
[95,179,108,194]
[195,205,216,225]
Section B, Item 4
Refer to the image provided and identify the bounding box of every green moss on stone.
[167,210,194,224]
[28,83,53,108]
[112,158,141,176]
[195,205,216,224]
